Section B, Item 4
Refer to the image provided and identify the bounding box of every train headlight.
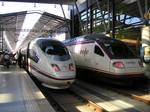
[113,61,124,69]
[51,64,60,72]
[69,63,75,71]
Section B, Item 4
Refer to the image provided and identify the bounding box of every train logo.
[80,48,89,56]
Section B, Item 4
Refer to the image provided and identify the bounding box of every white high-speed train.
[19,38,76,89]
[64,34,145,84]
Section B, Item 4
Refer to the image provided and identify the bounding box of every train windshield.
[104,42,137,59]
[45,45,68,56]
[40,40,70,61]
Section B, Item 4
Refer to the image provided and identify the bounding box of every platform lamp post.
[0,24,4,53]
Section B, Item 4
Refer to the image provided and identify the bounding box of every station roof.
[0,0,74,4]
[116,0,150,18]
[0,0,150,53]
[0,11,68,53]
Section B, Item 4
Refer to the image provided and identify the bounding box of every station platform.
[0,65,56,112]
[0,64,150,112]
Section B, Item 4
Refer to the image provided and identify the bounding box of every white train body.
[21,38,76,89]
[64,34,145,80]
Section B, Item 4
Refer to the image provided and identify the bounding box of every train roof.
[64,33,122,45]
[32,38,61,44]
[33,38,66,47]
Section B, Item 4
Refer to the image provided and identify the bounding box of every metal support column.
[95,0,107,32]
[107,0,111,33]
[71,5,75,37]
[145,0,148,13]
[0,25,1,52]
[144,0,149,25]
[86,0,89,34]
[137,0,149,25]
[111,0,116,38]
[74,1,85,33]
[0,25,3,52]
[137,0,144,18]
[60,4,71,37]
[90,2,93,34]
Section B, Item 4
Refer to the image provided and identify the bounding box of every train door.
[92,43,109,73]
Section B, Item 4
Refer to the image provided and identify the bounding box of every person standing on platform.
[3,53,10,68]
[18,53,22,68]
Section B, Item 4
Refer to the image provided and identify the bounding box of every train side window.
[94,45,104,56]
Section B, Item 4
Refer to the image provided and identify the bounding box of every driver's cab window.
[45,46,53,54]
[94,45,104,56]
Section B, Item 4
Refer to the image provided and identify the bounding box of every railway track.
[73,79,150,112]
[31,76,104,112]
[40,88,105,112]
[30,72,150,112]
[103,79,150,105]
[76,66,150,105]
[97,77,150,105]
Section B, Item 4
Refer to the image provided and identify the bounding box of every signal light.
[51,64,60,72]
[113,61,124,69]
[69,63,75,71]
